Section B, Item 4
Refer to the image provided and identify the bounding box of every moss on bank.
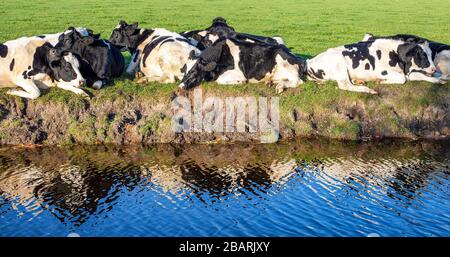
[0,79,448,145]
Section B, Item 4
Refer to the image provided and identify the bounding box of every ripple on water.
[0,140,449,236]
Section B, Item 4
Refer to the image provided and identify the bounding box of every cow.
[362,33,450,81]
[109,21,201,84]
[55,27,125,89]
[306,36,438,94]
[180,17,284,50]
[0,37,86,99]
[178,37,306,93]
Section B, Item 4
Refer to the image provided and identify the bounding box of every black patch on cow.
[176,37,192,45]
[37,35,46,39]
[392,43,431,74]
[22,70,28,79]
[376,50,382,60]
[342,42,375,70]
[9,58,15,71]
[381,70,388,75]
[0,44,7,58]
[308,68,325,79]
[389,51,403,70]
[133,49,140,63]
[181,39,234,89]
[142,36,171,67]
[180,64,187,74]
[28,66,31,69]
[365,63,370,70]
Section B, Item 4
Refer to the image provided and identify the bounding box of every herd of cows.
[0,17,449,99]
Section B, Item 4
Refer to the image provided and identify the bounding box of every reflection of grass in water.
[0,139,447,170]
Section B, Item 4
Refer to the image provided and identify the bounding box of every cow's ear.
[203,61,217,71]
[93,33,101,39]
[81,36,94,45]
[125,22,138,35]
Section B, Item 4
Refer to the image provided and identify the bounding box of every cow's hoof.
[275,86,285,94]
[136,77,148,84]
[353,79,366,86]
[368,89,378,95]
[92,81,103,90]
[135,72,144,79]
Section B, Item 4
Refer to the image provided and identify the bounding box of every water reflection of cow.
[0,145,297,225]
[0,143,445,225]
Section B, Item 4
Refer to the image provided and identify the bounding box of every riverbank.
[0,79,448,145]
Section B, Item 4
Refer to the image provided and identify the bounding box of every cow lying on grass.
[180,17,284,50]
[55,27,125,89]
[362,33,450,82]
[307,36,438,94]
[109,21,200,84]
[179,37,306,93]
[0,37,86,99]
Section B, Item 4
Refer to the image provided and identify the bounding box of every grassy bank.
[0,0,449,144]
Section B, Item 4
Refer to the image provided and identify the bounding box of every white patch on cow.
[207,34,219,44]
[92,80,103,89]
[272,55,301,92]
[216,40,246,84]
[362,33,374,41]
[272,37,285,45]
[198,31,207,37]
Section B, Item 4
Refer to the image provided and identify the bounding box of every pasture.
[1,0,449,56]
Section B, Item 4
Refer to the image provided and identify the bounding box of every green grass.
[0,0,449,56]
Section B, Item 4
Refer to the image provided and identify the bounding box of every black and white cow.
[55,27,125,89]
[109,21,201,83]
[179,38,306,93]
[180,17,284,50]
[0,37,86,99]
[307,36,438,94]
[362,33,450,81]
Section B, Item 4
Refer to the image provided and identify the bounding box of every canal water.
[0,139,449,236]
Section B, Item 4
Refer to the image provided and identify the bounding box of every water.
[0,140,449,237]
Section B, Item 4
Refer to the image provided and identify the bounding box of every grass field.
[1,0,449,57]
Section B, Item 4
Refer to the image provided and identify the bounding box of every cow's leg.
[127,51,141,74]
[92,79,109,90]
[407,72,445,84]
[379,72,407,84]
[6,79,41,99]
[216,70,246,85]
[56,82,90,98]
[336,80,377,94]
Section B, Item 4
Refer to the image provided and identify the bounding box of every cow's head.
[48,48,85,87]
[55,27,96,52]
[109,21,140,51]
[179,50,216,89]
[398,41,436,75]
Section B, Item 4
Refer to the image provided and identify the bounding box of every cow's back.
[0,37,47,86]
